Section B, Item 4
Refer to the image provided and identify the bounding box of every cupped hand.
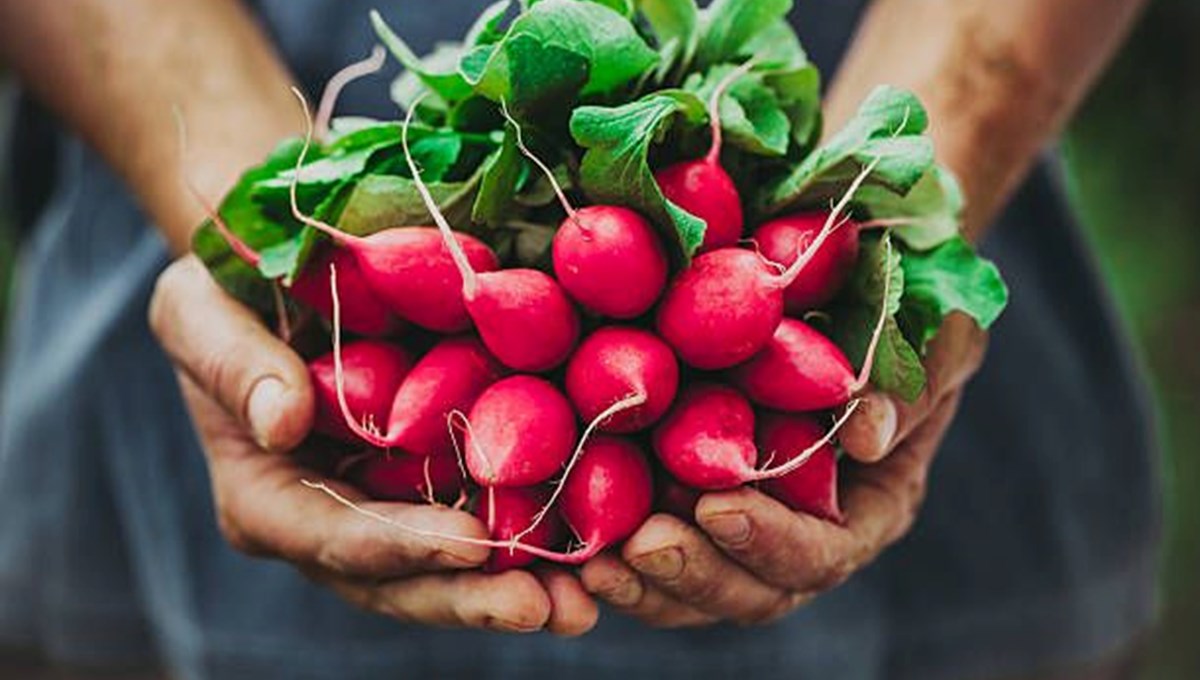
[149,256,597,636]
[581,314,987,628]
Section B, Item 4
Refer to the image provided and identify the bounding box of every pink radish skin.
[655,162,879,370]
[401,101,579,372]
[552,206,669,319]
[756,414,843,523]
[347,450,465,505]
[324,269,505,456]
[503,103,666,321]
[463,376,579,488]
[564,327,679,434]
[653,382,858,491]
[656,161,743,253]
[657,477,702,522]
[287,90,501,333]
[754,212,861,313]
[654,62,754,253]
[476,487,566,573]
[656,248,786,370]
[309,341,411,443]
[729,318,867,412]
[291,247,403,337]
[558,436,654,555]
[652,383,757,489]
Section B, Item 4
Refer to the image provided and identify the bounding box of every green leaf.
[192,138,310,310]
[696,0,793,69]
[466,1,515,46]
[335,174,478,236]
[390,43,468,110]
[898,236,1009,351]
[571,91,709,258]
[466,0,657,112]
[684,65,790,157]
[832,234,927,402]
[637,0,698,47]
[856,165,964,250]
[372,10,473,103]
[473,125,526,226]
[763,86,934,214]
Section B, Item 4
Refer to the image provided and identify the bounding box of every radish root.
[748,400,861,481]
[315,45,387,141]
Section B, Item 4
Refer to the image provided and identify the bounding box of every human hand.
[149,256,598,635]
[580,314,987,627]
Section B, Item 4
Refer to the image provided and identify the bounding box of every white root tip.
[498,98,578,223]
[328,264,393,449]
[288,88,355,245]
[315,45,387,141]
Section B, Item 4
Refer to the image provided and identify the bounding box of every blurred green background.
[0,0,1196,676]
[1062,0,1200,676]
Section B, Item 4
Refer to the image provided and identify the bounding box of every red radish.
[305,436,651,566]
[462,376,578,488]
[729,318,871,412]
[401,101,579,372]
[655,161,878,370]
[325,269,504,455]
[476,487,566,572]
[309,340,411,442]
[551,206,669,318]
[756,413,843,523]
[754,212,861,313]
[290,247,403,336]
[500,101,669,319]
[346,449,465,505]
[657,476,702,522]
[564,326,679,434]
[652,382,858,491]
[654,62,756,253]
[557,436,654,558]
[287,91,501,333]
[729,237,892,412]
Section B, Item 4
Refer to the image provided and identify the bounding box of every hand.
[581,314,987,627]
[149,256,598,635]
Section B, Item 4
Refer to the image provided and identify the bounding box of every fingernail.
[600,574,643,607]
[872,397,898,456]
[247,377,286,449]
[702,512,752,547]
[629,547,684,579]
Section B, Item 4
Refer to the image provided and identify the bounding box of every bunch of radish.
[191,0,1009,573]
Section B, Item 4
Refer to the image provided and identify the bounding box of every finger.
[581,554,718,629]
[328,569,552,633]
[150,255,313,451]
[841,313,986,462]
[535,567,600,637]
[183,375,490,577]
[620,515,793,626]
[698,394,962,592]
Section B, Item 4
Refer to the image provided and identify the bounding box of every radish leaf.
[899,236,1009,350]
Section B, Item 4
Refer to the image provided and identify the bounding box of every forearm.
[827,0,1146,239]
[0,0,300,251]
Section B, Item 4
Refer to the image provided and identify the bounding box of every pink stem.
[746,401,861,482]
[173,106,263,267]
[509,392,647,545]
[315,46,387,141]
[849,235,894,393]
[774,157,880,289]
[705,58,758,165]
[399,96,480,299]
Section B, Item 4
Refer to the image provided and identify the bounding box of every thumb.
[150,256,314,451]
